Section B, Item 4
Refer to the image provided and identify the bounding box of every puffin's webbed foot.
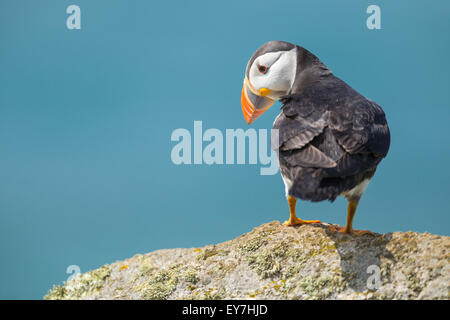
[283,195,321,227]
[327,199,376,236]
[283,217,321,226]
[329,224,375,236]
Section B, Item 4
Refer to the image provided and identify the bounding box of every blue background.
[1,0,449,299]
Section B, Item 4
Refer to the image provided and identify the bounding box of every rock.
[45,221,450,300]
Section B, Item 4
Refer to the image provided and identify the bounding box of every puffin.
[241,41,390,235]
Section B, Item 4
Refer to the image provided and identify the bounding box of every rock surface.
[45,221,449,300]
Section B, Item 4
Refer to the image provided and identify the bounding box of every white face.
[247,47,297,100]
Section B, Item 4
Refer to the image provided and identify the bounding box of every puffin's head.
[241,41,298,124]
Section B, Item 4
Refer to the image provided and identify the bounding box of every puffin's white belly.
[341,178,371,200]
[281,174,293,197]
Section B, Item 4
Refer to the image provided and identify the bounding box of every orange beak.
[241,78,274,125]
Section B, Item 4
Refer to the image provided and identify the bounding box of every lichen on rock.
[45,221,450,300]
[45,265,112,300]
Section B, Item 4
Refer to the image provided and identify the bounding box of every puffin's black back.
[273,76,390,202]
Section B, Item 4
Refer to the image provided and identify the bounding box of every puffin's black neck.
[289,46,333,94]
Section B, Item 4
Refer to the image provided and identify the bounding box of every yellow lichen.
[136,265,181,300]
[196,246,219,260]
[44,265,112,300]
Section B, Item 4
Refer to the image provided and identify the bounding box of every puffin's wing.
[272,95,336,168]
[283,144,337,168]
[328,98,390,158]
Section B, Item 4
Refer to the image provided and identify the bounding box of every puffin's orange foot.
[328,224,343,232]
[283,217,321,226]
[352,229,376,236]
[329,225,375,236]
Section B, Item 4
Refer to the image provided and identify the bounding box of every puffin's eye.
[258,65,268,74]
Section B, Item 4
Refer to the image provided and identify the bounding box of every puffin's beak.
[241,78,274,125]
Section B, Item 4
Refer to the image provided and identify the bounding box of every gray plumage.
[271,45,390,202]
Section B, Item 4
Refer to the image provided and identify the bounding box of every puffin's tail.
[288,168,338,202]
